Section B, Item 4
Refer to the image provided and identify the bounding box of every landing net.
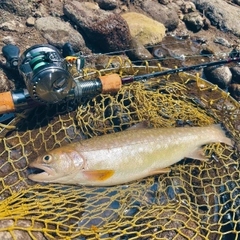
[0,59,239,239]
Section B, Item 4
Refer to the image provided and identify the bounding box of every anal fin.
[149,167,171,175]
[186,148,208,161]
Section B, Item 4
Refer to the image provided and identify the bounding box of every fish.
[28,124,233,186]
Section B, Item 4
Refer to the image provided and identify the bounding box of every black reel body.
[18,44,73,103]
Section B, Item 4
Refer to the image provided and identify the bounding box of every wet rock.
[0,20,25,32]
[0,0,32,16]
[213,37,232,48]
[95,0,118,10]
[26,17,36,27]
[230,66,240,84]
[158,0,169,5]
[64,1,131,52]
[233,0,240,5]
[127,38,153,61]
[183,12,204,32]
[121,12,166,46]
[192,0,240,37]
[35,16,87,52]
[141,0,179,31]
[228,84,240,102]
[0,219,47,240]
[203,65,232,89]
[94,54,129,70]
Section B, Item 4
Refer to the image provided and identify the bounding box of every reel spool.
[18,44,73,103]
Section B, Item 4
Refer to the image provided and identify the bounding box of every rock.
[95,0,118,10]
[233,0,240,5]
[180,1,196,13]
[35,16,87,52]
[37,3,48,17]
[121,12,166,46]
[141,0,179,31]
[2,36,15,45]
[26,17,36,27]
[158,0,169,5]
[49,0,64,16]
[0,9,13,25]
[94,54,129,70]
[0,20,25,32]
[192,0,240,37]
[0,70,11,92]
[203,65,232,89]
[0,219,47,240]
[64,1,131,52]
[33,11,42,18]
[127,38,154,61]
[213,37,232,48]
[230,66,240,84]
[183,12,204,32]
[0,0,32,16]
[228,84,240,102]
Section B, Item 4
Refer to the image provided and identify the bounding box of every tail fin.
[211,124,233,147]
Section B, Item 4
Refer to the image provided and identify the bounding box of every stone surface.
[64,1,131,52]
[26,17,36,27]
[35,16,87,52]
[127,38,153,61]
[230,66,240,84]
[0,20,25,32]
[0,0,32,16]
[0,219,47,240]
[213,37,232,48]
[204,65,232,89]
[193,0,240,37]
[141,0,179,31]
[95,0,118,10]
[228,84,240,102]
[233,0,240,5]
[183,12,204,32]
[121,12,166,46]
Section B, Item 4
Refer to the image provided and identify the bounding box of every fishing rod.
[0,43,239,119]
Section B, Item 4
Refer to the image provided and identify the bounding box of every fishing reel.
[0,43,122,115]
[18,44,74,103]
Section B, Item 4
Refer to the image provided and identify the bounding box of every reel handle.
[2,44,20,69]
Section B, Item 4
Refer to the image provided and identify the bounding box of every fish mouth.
[28,163,56,182]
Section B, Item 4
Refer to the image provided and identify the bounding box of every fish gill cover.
[0,59,239,239]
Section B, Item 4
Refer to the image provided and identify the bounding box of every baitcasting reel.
[0,43,122,115]
[18,44,73,103]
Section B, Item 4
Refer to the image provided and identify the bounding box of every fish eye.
[43,155,52,163]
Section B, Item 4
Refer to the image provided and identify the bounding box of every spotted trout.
[28,124,233,186]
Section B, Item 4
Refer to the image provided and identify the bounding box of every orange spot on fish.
[82,170,115,181]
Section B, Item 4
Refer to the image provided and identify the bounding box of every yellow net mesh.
[0,59,239,239]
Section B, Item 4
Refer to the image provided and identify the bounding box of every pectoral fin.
[127,121,149,130]
[186,148,208,161]
[82,170,115,181]
[149,167,171,175]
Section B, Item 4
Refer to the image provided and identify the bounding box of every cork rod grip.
[0,91,15,114]
[99,74,122,93]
